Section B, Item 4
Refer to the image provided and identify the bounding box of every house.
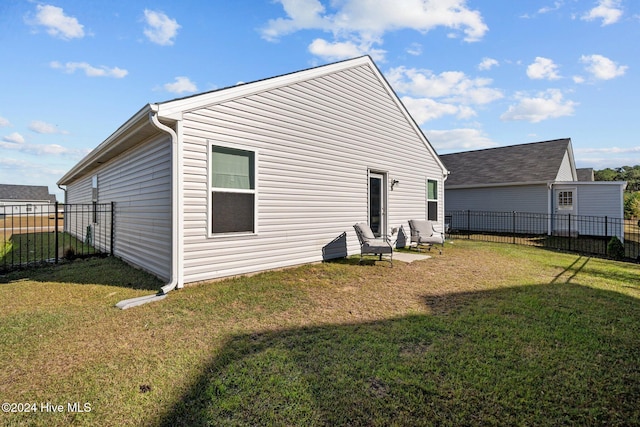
[57,56,448,291]
[441,138,627,238]
[0,184,56,216]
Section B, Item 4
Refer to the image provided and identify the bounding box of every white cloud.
[581,0,623,26]
[0,157,68,178]
[576,146,640,155]
[527,57,561,80]
[0,139,88,157]
[500,89,577,123]
[538,1,564,14]
[29,4,85,40]
[386,66,503,105]
[401,97,465,124]
[574,146,640,169]
[308,38,385,61]
[29,120,68,135]
[579,54,627,80]
[386,66,503,124]
[478,57,498,71]
[262,0,488,60]
[0,116,10,127]
[50,61,128,78]
[426,128,498,152]
[143,10,180,46]
[3,132,25,144]
[163,76,197,94]
[406,43,422,56]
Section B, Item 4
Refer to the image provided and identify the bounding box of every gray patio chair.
[408,219,444,254]
[353,223,393,266]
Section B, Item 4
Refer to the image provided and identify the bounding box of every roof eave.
[446,181,551,190]
[57,105,157,185]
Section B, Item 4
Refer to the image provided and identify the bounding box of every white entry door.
[554,188,577,235]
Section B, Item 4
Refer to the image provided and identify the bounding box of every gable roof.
[0,184,56,203]
[576,168,594,181]
[58,56,446,185]
[440,138,573,188]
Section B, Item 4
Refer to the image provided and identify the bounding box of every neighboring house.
[57,56,448,289]
[441,139,627,238]
[0,184,56,216]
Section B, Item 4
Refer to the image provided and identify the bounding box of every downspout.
[148,108,184,295]
[115,107,183,309]
[57,184,67,204]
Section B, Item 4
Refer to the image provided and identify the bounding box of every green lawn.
[1,241,639,426]
[1,232,100,270]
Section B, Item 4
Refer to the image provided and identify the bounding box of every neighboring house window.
[427,179,438,221]
[210,145,256,234]
[557,190,573,210]
[92,175,99,223]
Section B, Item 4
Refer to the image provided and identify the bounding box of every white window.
[92,175,99,223]
[557,190,573,210]
[427,179,438,221]
[210,144,256,235]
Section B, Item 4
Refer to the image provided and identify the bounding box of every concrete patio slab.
[393,252,431,263]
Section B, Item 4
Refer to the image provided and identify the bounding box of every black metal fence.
[446,210,640,261]
[0,202,114,272]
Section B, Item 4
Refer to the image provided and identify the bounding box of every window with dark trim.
[427,179,438,221]
[210,145,256,234]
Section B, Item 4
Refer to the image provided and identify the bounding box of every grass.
[0,241,639,426]
[0,232,99,270]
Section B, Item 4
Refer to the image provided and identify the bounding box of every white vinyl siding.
[65,135,172,280]
[555,151,575,181]
[446,185,549,214]
[180,63,445,283]
[555,182,625,239]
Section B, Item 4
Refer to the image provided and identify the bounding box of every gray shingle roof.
[576,168,594,181]
[0,184,56,203]
[440,139,571,187]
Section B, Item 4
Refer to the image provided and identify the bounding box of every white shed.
[57,56,448,290]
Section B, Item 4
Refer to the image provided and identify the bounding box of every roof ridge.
[441,138,570,157]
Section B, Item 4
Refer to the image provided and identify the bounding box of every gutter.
[115,107,184,309]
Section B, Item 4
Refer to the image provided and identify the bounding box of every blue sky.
[1,0,638,200]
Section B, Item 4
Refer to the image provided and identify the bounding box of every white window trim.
[427,178,438,221]
[557,188,576,211]
[207,141,259,238]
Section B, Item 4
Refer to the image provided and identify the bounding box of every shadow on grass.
[0,256,163,291]
[159,283,640,426]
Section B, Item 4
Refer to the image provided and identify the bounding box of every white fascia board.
[565,139,578,181]
[57,105,154,185]
[364,59,449,178]
[554,181,628,188]
[156,56,374,119]
[446,181,550,190]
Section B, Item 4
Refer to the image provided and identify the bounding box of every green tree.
[624,192,640,219]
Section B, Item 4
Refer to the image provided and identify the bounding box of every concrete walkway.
[393,251,431,263]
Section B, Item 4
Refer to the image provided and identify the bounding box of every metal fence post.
[467,210,471,239]
[512,211,516,244]
[568,214,572,252]
[55,202,59,264]
[110,201,115,256]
